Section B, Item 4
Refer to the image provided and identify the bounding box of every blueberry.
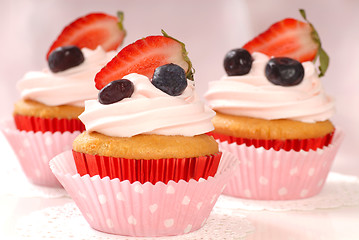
[224,48,253,76]
[48,46,85,73]
[152,63,188,96]
[265,57,305,86]
[98,79,134,105]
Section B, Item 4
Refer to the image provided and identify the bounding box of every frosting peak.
[17,46,116,107]
[79,73,215,137]
[205,52,335,123]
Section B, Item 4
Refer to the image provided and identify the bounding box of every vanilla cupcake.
[73,72,221,183]
[2,12,125,187]
[205,12,343,200]
[51,32,238,237]
[14,12,126,133]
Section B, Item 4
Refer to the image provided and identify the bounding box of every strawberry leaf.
[299,9,329,77]
[299,9,307,20]
[117,11,126,32]
[318,48,329,77]
[161,29,195,80]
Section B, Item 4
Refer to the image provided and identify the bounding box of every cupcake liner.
[208,131,334,151]
[219,130,343,200]
[14,114,85,133]
[73,150,222,184]
[0,119,81,187]
[50,150,238,237]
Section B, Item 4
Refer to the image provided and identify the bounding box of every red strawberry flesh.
[243,18,319,62]
[46,12,126,59]
[94,35,192,90]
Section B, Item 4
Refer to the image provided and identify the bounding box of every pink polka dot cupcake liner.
[0,119,81,187]
[49,150,238,237]
[219,130,344,200]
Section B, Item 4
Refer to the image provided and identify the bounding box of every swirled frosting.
[79,73,215,137]
[17,46,116,107]
[205,52,335,123]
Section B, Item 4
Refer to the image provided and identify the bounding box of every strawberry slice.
[243,18,318,62]
[94,30,193,90]
[46,12,126,59]
[243,9,329,77]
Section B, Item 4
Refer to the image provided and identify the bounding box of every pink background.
[1,0,358,176]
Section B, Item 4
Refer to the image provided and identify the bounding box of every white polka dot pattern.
[164,219,174,228]
[244,189,252,198]
[18,149,25,158]
[184,224,192,233]
[308,168,315,176]
[221,130,344,200]
[289,167,298,176]
[23,139,31,148]
[106,218,114,228]
[49,150,239,237]
[116,192,124,201]
[86,213,93,222]
[45,136,53,146]
[300,189,309,197]
[166,185,175,194]
[278,188,288,196]
[210,194,217,204]
[16,202,255,239]
[0,120,81,188]
[182,196,190,205]
[34,169,41,177]
[149,204,158,213]
[127,215,137,225]
[259,176,268,185]
[134,185,144,194]
[98,194,107,205]
[272,160,280,168]
[42,155,48,163]
[78,191,87,199]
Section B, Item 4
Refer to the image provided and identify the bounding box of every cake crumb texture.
[14,99,84,119]
[212,112,334,140]
[73,131,219,159]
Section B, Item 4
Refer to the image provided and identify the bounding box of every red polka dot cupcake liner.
[0,119,81,187]
[72,150,222,184]
[50,150,238,237]
[207,131,334,151]
[217,130,344,200]
[14,114,85,133]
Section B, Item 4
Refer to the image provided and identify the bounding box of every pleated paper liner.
[219,130,344,200]
[50,150,238,237]
[14,114,85,133]
[0,119,81,187]
[207,130,334,151]
[73,150,222,184]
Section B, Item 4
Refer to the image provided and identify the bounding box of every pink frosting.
[205,52,335,123]
[17,46,116,107]
[79,73,215,137]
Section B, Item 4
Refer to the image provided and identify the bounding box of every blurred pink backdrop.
[1,0,358,176]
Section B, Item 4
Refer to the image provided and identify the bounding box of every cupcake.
[204,10,343,200]
[14,12,126,133]
[1,12,126,187]
[73,72,221,184]
[51,31,238,237]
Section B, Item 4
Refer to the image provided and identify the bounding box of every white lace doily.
[218,172,359,211]
[0,159,68,199]
[16,202,254,240]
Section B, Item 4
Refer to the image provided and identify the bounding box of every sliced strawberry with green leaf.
[243,9,329,77]
[46,12,126,59]
[94,30,194,90]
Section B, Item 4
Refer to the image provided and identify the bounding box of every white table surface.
[0,132,358,240]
